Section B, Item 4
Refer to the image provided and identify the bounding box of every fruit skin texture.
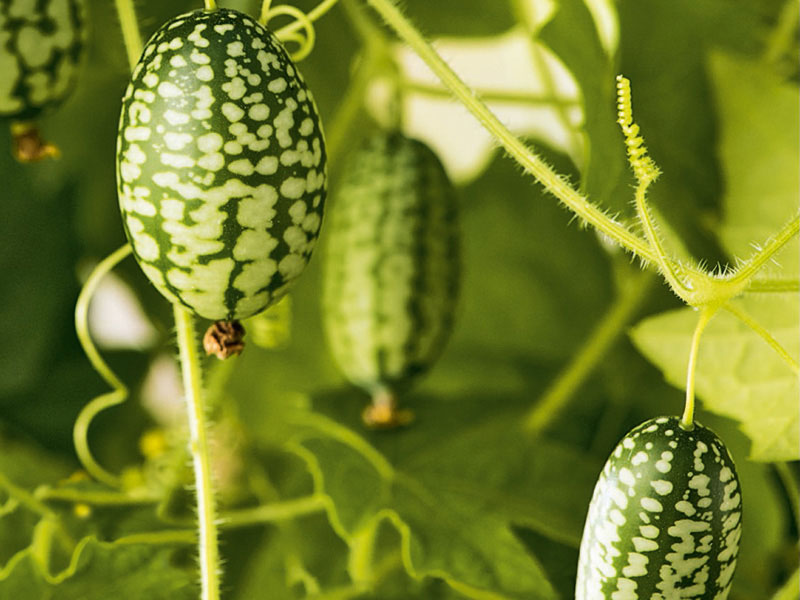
[576,416,742,600]
[322,131,459,398]
[117,8,326,321]
[0,0,86,120]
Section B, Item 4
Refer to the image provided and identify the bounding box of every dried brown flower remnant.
[203,320,245,360]
[11,122,60,162]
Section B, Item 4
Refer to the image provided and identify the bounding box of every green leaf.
[0,536,196,600]
[446,151,613,368]
[276,392,601,599]
[630,297,799,461]
[709,51,799,274]
[630,51,799,461]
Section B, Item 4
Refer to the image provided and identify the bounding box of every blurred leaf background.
[0,0,797,598]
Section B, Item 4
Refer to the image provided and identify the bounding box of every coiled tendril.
[260,0,340,62]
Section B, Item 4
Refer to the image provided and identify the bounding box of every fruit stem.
[173,305,221,600]
[205,0,217,10]
[680,307,717,429]
[113,0,144,70]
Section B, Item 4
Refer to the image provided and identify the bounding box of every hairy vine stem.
[173,306,221,600]
[725,215,800,289]
[362,0,798,308]
[401,80,580,108]
[362,0,657,264]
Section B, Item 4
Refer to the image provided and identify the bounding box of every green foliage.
[0,536,197,600]
[0,0,797,598]
[631,50,799,462]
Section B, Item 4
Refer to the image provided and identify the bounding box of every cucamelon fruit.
[322,131,459,426]
[576,416,742,599]
[116,8,326,321]
[0,0,85,120]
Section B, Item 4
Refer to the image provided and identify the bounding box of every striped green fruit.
[0,0,86,120]
[116,8,326,321]
[322,131,459,419]
[576,416,742,600]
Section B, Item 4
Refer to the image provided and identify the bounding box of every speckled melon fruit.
[322,131,459,402]
[0,0,86,120]
[116,8,326,320]
[576,416,742,600]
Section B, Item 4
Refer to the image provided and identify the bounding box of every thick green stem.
[113,0,143,70]
[680,307,717,429]
[174,306,221,600]
[524,271,655,433]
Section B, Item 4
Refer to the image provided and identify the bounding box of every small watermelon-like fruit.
[322,131,459,426]
[576,416,742,600]
[0,0,86,120]
[116,8,326,321]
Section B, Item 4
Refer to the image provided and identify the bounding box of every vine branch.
[362,0,658,264]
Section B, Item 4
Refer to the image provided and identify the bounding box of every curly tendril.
[615,75,660,185]
[260,0,340,61]
[615,75,698,301]
[74,244,133,488]
[266,4,316,61]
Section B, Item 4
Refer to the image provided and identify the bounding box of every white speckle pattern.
[322,132,459,397]
[116,8,326,320]
[0,0,86,119]
[576,416,742,600]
